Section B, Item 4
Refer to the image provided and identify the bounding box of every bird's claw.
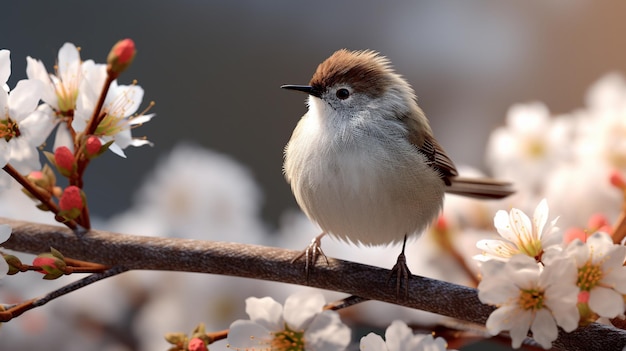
[387,251,411,299]
[291,233,328,280]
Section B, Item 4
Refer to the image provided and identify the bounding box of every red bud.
[188,338,208,351]
[107,38,136,75]
[54,146,75,176]
[85,136,102,157]
[59,186,84,212]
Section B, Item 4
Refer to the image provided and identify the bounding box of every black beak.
[281,84,321,98]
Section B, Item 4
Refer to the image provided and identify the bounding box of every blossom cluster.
[0,41,153,227]
[1,42,151,172]
[486,73,626,231]
[470,73,626,348]
[475,199,626,348]
[221,292,456,351]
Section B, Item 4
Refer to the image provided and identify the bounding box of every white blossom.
[0,50,54,173]
[486,102,572,192]
[563,232,626,318]
[478,254,579,349]
[476,199,560,262]
[227,291,350,351]
[360,320,456,351]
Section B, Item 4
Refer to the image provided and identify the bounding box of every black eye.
[336,88,350,100]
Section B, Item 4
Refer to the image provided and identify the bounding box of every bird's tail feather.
[446,177,514,199]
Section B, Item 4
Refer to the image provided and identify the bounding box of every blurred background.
[3,1,626,226]
[1,1,626,350]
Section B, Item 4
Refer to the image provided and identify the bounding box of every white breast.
[284,99,445,246]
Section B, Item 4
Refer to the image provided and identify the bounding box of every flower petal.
[476,239,518,259]
[107,142,127,158]
[129,113,155,126]
[26,57,58,108]
[588,286,625,318]
[509,208,533,246]
[227,319,272,350]
[600,245,626,274]
[57,43,80,82]
[360,333,388,351]
[0,50,10,85]
[105,84,144,117]
[384,320,414,351]
[244,296,283,331]
[505,254,540,290]
[304,310,351,351]
[19,108,55,146]
[0,224,12,243]
[8,80,42,122]
[53,123,74,151]
[532,199,549,239]
[530,309,558,349]
[0,140,9,168]
[508,309,533,349]
[0,256,8,278]
[486,304,533,349]
[494,210,517,242]
[603,265,626,294]
[586,232,614,260]
[283,291,325,330]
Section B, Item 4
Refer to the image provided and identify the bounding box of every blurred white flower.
[486,102,572,193]
[360,320,455,351]
[576,73,626,171]
[0,224,12,277]
[107,143,266,242]
[478,254,579,349]
[0,50,54,173]
[475,199,560,262]
[563,232,626,318]
[543,162,620,230]
[227,291,350,351]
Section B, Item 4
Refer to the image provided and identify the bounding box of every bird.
[281,49,513,295]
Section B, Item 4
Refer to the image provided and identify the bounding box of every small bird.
[282,49,512,294]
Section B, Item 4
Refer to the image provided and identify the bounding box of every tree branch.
[2,217,625,351]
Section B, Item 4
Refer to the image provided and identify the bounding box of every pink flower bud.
[107,38,136,74]
[587,213,609,231]
[85,136,102,157]
[609,170,626,189]
[563,227,587,244]
[33,253,66,279]
[54,146,75,176]
[32,256,58,274]
[187,337,207,351]
[59,186,84,212]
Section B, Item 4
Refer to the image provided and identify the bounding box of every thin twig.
[1,217,625,351]
[612,210,626,244]
[0,266,127,322]
[2,164,79,231]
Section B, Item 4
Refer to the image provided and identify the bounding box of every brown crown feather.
[309,49,396,97]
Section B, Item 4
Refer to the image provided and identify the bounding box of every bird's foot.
[387,236,411,298]
[291,232,328,280]
[387,251,411,298]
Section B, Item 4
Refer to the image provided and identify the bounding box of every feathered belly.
[289,146,445,246]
